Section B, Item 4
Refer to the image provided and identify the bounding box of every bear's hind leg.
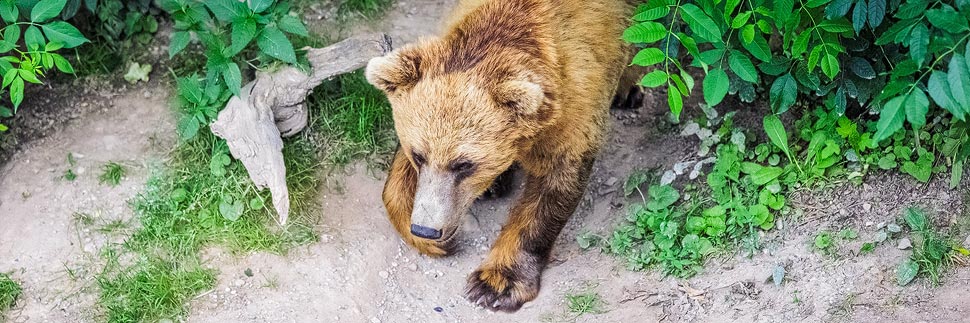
[465,156,594,312]
[383,148,456,257]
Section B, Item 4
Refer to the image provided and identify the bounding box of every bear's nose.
[410,224,442,240]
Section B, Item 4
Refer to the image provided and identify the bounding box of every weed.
[64,153,78,181]
[336,0,392,17]
[814,231,835,254]
[897,208,958,286]
[565,291,606,317]
[99,162,126,186]
[0,273,20,318]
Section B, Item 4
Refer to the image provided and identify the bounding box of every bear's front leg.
[383,148,455,257]
[465,156,594,312]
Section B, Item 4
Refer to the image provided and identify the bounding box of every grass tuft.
[337,0,393,17]
[99,162,127,186]
[0,273,21,318]
[565,291,606,317]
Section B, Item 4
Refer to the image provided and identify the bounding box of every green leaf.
[0,0,17,23]
[24,26,45,51]
[228,18,258,56]
[820,54,840,80]
[278,15,309,37]
[742,33,772,62]
[928,71,962,119]
[895,0,927,19]
[631,48,666,66]
[867,0,885,28]
[685,216,707,233]
[849,57,875,79]
[3,24,19,46]
[680,4,722,43]
[805,0,833,8]
[731,11,752,29]
[818,19,854,33]
[223,62,241,95]
[703,68,729,106]
[640,70,668,87]
[52,54,73,73]
[248,0,272,13]
[219,196,244,221]
[31,0,67,22]
[769,73,797,114]
[950,159,964,189]
[205,0,248,22]
[774,0,795,27]
[622,21,667,44]
[896,259,919,286]
[949,54,970,112]
[169,31,190,58]
[668,84,683,120]
[646,185,680,211]
[729,51,758,83]
[256,26,296,63]
[852,0,867,33]
[633,6,669,21]
[740,24,755,43]
[825,0,852,19]
[925,7,968,32]
[41,21,89,48]
[874,96,905,142]
[904,88,928,128]
[792,30,811,57]
[763,115,791,156]
[908,23,928,66]
[177,115,200,140]
[751,166,784,185]
[9,76,23,109]
[18,69,40,84]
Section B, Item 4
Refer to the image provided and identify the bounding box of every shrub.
[0,0,88,132]
[625,0,970,182]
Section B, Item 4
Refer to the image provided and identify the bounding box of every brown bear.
[365,0,638,312]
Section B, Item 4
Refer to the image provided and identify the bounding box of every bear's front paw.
[406,236,456,257]
[464,265,540,312]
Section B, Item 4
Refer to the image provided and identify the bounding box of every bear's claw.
[464,267,539,312]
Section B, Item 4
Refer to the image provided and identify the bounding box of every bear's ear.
[492,80,544,115]
[365,51,422,94]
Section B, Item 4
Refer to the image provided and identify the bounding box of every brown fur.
[367,0,635,312]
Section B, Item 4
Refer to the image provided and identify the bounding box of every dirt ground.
[2,1,969,322]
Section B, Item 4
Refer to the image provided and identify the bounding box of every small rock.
[379,271,389,279]
[681,122,700,136]
[897,238,912,250]
[234,279,245,287]
[370,317,381,323]
[433,306,443,313]
[605,177,618,186]
[862,203,872,212]
[673,161,694,175]
[408,263,418,271]
[963,235,970,248]
[864,221,874,227]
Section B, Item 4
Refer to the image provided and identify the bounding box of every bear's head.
[365,38,558,242]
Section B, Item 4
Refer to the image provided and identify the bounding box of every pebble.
[233,279,245,287]
[370,317,381,323]
[434,306,443,312]
[408,263,418,271]
[897,238,912,250]
[379,271,389,279]
[862,203,872,212]
[605,176,618,186]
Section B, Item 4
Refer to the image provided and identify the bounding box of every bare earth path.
[1,1,969,322]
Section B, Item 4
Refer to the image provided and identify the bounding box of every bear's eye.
[412,152,426,168]
[449,160,476,174]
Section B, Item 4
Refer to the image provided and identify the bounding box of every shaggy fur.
[367,0,636,312]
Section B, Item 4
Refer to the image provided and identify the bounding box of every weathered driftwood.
[210,33,392,225]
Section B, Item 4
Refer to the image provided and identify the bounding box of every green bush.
[626,0,970,182]
[0,0,88,132]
